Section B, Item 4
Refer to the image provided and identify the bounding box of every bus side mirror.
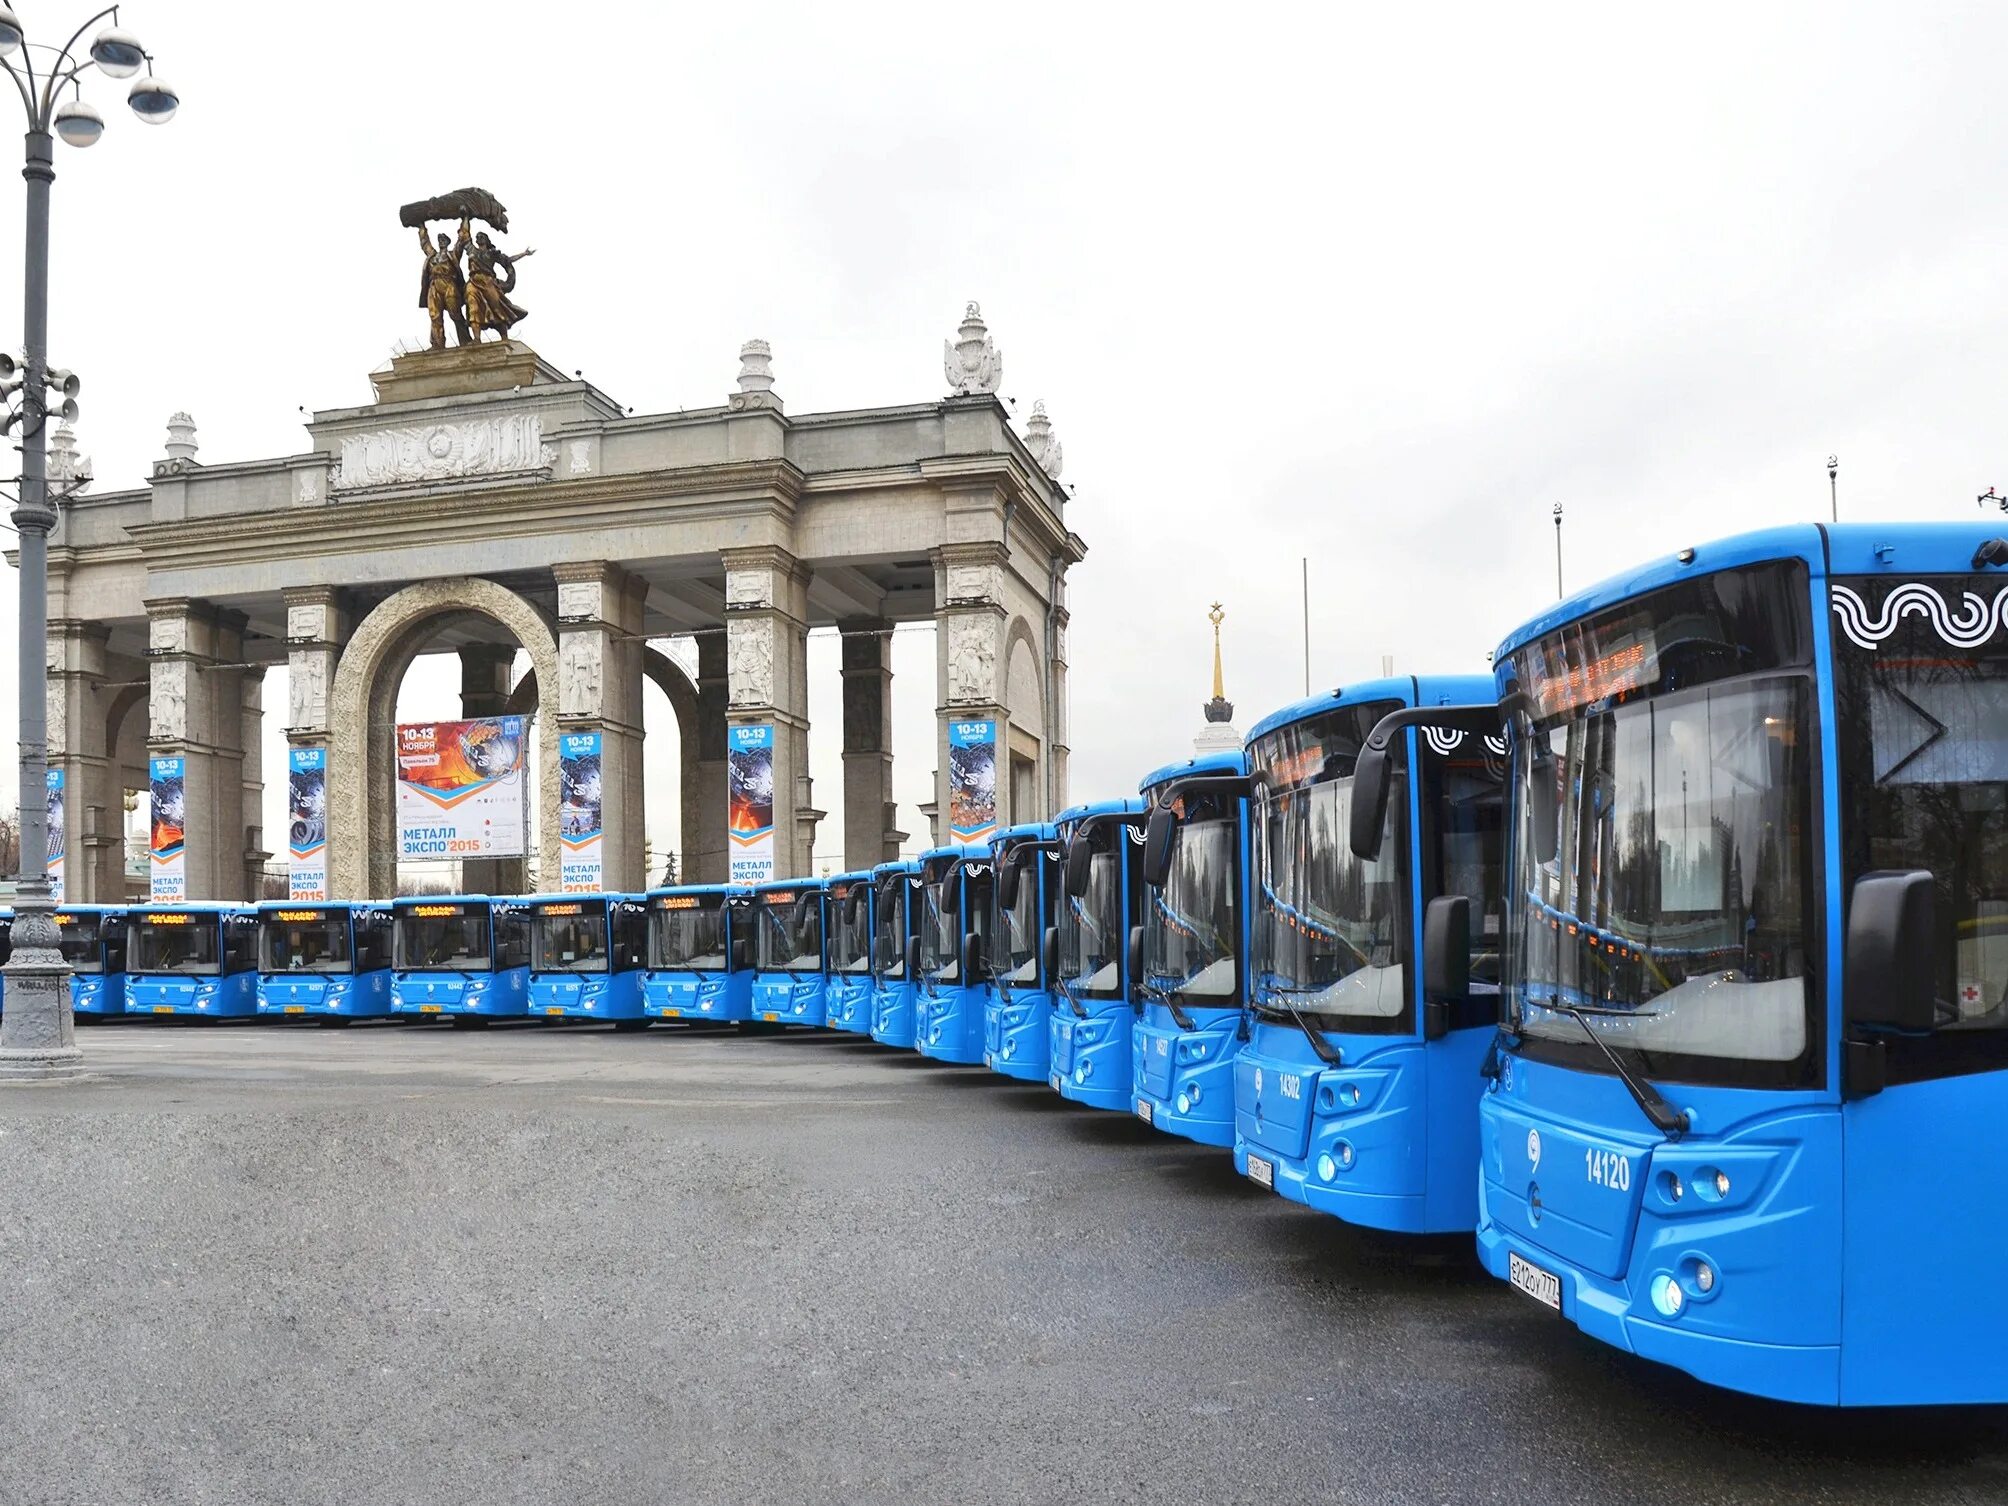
[730,934,750,971]
[960,930,986,982]
[904,935,922,978]
[1142,806,1176,889]
[1528,754,1559,865]
[1041,924,1059,983]
[1845,870,1936,1036]
[941,866,963,915]
[997,849,1022,908]
[1064,833,1093,897]
[1350,745,1394,860]
[1126,924,1145,996]
[1421,895,1470,1040]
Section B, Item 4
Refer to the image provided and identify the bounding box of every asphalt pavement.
[0,1019,2002,1505]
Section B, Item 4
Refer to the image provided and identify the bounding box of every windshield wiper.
[1138,977,1197,1031]
[1551,1003,1688,1139]
[1260,985,1343,1065]
[1054,975,1088,1019]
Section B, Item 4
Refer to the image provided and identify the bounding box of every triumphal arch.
[41,189,1083,900]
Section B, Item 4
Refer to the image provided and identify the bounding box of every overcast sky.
[2,0,2005,876]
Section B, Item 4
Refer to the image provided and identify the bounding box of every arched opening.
[1005,617,1046,827]
[327,578,561,899]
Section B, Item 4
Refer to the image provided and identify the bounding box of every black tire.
[611,1018,650,1034]
[449,1015,490,1030]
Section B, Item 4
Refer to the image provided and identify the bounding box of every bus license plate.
[1136,1099,1153,1125]
[1247,1154,1274,1189]
[763,1011,779,1022]
[545,1007,564,1016]
[419,1004,443,1014]
[284,1005,306,1014]
[664,1008,682,1018]
[152,1005,174,1015]
[1509,1252,1563,1312]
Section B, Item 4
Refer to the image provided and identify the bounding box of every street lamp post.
[0,6,176,1078]
[1552,502,1564,599]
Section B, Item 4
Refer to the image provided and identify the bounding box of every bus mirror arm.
[1421,895,1470,1041]
[1351,705,1502,860]
[1843,869,1937,1097]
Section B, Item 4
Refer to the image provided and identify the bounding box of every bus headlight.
[1694,1261,1715,1294]
[1176,1091,1192,1114]
[1074,1062,1090,1084]
[1649,1273,1685,1318]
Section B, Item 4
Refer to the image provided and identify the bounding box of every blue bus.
[1047,798,1146,1109]
[127,904,261,1017]
[824,873,877,1034]
[642,885,753,1024]
[1454,522,2008,1407]
[750,879,828,1026]
[255,902,395,1020]
[869,860,923,1047]
[986,823,1061,1079]
[526,893,651,1028]
[57,905,129,1018]
[1233,676,1504,1230]
[915,844,994,1064]
[1134,752,1252,1146]
[391,895,531,1022]
[0,908,12,1013]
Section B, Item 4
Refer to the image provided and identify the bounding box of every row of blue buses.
[33,521,2001,1408]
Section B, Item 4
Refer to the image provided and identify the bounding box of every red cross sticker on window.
[1962,984,1983,1006]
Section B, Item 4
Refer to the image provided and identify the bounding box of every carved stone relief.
[294,467,323,505]
[149,613,186,655]
[727,617,774,706]
[945,563,997,605]
[725,568,773,611]
[286,603,327,644]
[335,414,555,491]
[945,613,998,704]
[559,633,604,719]
[45,676,67,757]
[150,660,189,743]
[568,440,591,476]
[556,580,600,623]
[288,652,330,732]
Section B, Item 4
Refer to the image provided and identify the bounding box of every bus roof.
[1055,797,1145,829]
[390,893,517,909]
[1139,748,1246,793]
[919,843,989,865]
[644,883,744,900]
[751,877,825,894]
[517,892,646,906]
[253,899,370,913]
[131,901,250,915]
[1245,675,1497,745]
[57,903,127,915]
[827,869,876,885]
[994,822,1058,846]
[1493,521,2008,661]
[871,859,921,879]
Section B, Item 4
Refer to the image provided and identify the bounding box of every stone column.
[456,641,522,894]
[283,588,349,897]
[933,545,1009,848]
[240,670,269,898]
[45,619,109,902]
[686,631,729,883]
[554,561,647,893]
[1050,578,1072,815]
[839,620,904,869]
[146,599,248,901]
[722,546,819,878]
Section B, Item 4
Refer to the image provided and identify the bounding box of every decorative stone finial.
[1023,398,1064,478]
[163,411,198,463]
[48,421,91,489]
[1195,601,1240,753]
[943,300,1002,396]
[730,338,781,411]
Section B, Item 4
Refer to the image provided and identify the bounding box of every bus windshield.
[1058,835,1124,1000]
[259,910,353,974]
[395,908,493,972]
[55,913,107,973]
[996,851,1045,986]
[132,915,221,975]
[874,877,908,979]
[1144,807,1241,1006]
[534,904,609,973]
[649,898,726,971]
[756,893,822,971]
[1251,702,1408,1029]
[921,867,960,982]
[830,888,872,973]
[1502,561,1815,1087]
[1833,572,2008,1045]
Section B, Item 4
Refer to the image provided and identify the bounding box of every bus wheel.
[449,1016,490,1031]
[612,1019,650,1034]
[317,1016,354,1029]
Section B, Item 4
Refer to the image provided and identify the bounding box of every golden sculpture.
[400,189,534,350]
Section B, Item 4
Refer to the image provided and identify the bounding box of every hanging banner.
[149,755,186,901]
[394,716,529,862]
[727,723,776,885]
[45,767,65,903]
[948,719,999,843]
[558,730,604,893]
[288,746,329,902]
